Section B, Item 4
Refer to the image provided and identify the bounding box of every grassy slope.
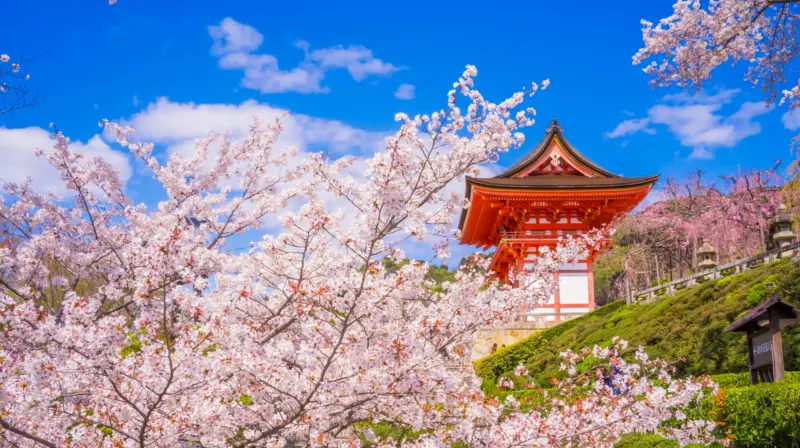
[475,258,800,389]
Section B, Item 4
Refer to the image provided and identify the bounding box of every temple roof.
[496,118,618,178]
[457,119,659,240]
[465,174,660,192]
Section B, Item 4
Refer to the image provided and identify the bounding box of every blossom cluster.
[0,66,715,447]
[634,0,800,107]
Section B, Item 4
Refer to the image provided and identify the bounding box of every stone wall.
[470,321,547,361]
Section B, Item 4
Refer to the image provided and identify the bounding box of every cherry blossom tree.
[0,66,717,447]
[633,0,800,106]
[618,166,783,293]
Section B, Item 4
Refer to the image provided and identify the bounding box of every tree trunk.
[744,232,750,258]
[654,254,662,286]
[624,252,632,305]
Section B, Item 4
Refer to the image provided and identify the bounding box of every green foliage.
[614,433,723,448]
[593,244,628,306]
[201,343,217,356]
[651,278,670,287]
[238,394,253,406]
[353,421,428,446]
[746,283,768,307]
[711,371,800,389]
[119,328,149,359]
[425,263,456,284]
[476,259,800,388]
[614,433,679,448]
[720,381,800,447]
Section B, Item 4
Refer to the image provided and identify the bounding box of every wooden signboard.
[725,295,799,385]
[747,328,774,383]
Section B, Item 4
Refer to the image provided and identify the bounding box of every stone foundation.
[471,321,552,361]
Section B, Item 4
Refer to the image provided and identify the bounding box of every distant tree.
[608,167,785,297]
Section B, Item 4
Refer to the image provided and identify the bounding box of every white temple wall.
[559,272,589,305]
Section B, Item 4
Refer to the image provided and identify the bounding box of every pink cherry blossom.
[0,66,716,447]
[634,0,800,107]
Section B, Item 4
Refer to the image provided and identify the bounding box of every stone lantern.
[769,204,796,250]
[697,242,717,271]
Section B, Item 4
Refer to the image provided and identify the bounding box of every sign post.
[725,295,799,385]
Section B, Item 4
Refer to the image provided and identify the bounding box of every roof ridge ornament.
[546,118,562,133]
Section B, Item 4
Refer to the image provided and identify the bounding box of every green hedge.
[615,433,680,447]
[615,433,724,448]
[711,371,800,389]
[613,379,800,448]
[720,381,800,447]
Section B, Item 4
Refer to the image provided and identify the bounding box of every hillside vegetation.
[475,258,800,390]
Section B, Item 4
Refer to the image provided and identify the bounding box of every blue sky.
[2,0,799,260]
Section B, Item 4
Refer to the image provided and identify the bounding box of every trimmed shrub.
[719,381,800,447]
[711,371,800,389]
[615,433,678,447]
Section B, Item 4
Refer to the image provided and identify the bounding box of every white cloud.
[126,97,386,156]
[307,45,400,81]
[209,18,401,94]
[208,17,264,56]
[604,118,655,138]
[132,95,140,107]
[605,89,772,159]
[0,127,132,195]
[394,83,415,100]
[781,108,800,130]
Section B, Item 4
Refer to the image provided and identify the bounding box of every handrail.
[631,240,800,302]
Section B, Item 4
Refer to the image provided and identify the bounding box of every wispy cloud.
[605,89,772,159]
[0,127,131,195]
[394,83,415,100]
[604,118,655,139]
[208,18,402,94]
[781,108,800,131]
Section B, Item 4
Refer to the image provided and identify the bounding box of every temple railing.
[500,230,583,241]
[631,240,800,303]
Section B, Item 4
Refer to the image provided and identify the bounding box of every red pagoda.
[459,119,658,324]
